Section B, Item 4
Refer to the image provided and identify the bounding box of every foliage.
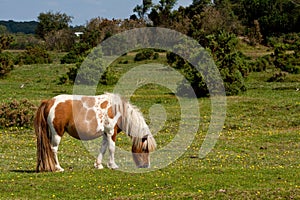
[18,46,53,65]
[0,35,14,52]
[61,47,106,85]
[149,0,178,26]
[0,99,36,128]
[0,52,14,77]
[266,32,300,48]
[36,11,73,39]
[0,35,15,77]
[250,55,272,72]
[273,43,300,74]
[133,0,153,19]
[44,29,76,52]
[0,20,38,34]
[81,18,146,49]
[9,33,42,50]
[60,42,91,64]
[238,0,300,38]
[168,31,248,97]
[267,71,288,82]
[134,49,159,61]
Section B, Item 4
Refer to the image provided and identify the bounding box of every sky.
[0,0,193,25]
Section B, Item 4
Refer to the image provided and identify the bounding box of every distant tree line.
[0,20,38,34]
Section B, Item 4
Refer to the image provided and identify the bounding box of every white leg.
[51,134,64,172]
[94,134,108,169]
[107,133,118,169]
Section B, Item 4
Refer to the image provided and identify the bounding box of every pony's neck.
[110,93,150,138]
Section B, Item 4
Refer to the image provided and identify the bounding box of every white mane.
[108,93,156,151]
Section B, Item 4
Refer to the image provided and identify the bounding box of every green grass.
[0,54,299,199]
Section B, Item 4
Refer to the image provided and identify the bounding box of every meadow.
[0,51,299,199]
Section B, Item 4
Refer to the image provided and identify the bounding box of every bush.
[60,47,107,85]
[134,49,156,61]
[169,31,248,97]
[0,52,14,77]
[273,44,300,74]
[60,42,90,64]
[0,99,36,128]
[267,71,288,82]
[18,46,52,65]
[250,55,272,72]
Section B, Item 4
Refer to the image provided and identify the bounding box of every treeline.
[0,20,38,34]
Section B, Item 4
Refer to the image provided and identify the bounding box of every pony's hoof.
[94,163,104,169]
[107,163,119,170]
[55,166,64,172]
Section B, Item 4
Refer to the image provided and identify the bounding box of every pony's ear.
[144,135,156,152]
[142,136,156,152]
[142,138,148,151]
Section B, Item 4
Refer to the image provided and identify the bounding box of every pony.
[34,93,156,172]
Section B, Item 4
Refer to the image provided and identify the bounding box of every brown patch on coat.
[44,99,55,118]
[53,100,99,140]
[107,106,114,119]
[100,101,108,109]
[82,97,95,108]
[111,125,118,142]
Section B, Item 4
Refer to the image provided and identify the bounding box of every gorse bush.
[0,99,36,128]
[0,52,14,77]
[18,46,52,65]
[0,35,15,77]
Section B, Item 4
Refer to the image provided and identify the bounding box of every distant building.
[74,32,83,37]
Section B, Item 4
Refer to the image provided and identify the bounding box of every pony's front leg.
[107,133,118,169]
[94,134,108,169]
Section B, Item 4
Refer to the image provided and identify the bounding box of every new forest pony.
[34,93,156,172]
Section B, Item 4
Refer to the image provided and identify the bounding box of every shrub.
[168,31,248,97]
[18,46,52,65]
[267,71,288,82]
[250,55,272,72]
[273,44,300,74]
[60,42,90,64]
[60,47,107,85]
[134,49,155,61]
[0,99,36,128]
[0,52,14,77]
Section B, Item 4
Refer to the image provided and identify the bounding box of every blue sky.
[0,0,193,25]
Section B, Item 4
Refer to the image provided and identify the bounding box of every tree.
[149,0,178,26]
[133,0,153,19]
[36,11,73,39]
[44,29,76,52]
[237,0,300,38]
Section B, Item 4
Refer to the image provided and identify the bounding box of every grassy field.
[0,51,299,199]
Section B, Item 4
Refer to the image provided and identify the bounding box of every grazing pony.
[34,93,156,172]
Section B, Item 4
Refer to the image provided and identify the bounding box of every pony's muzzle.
[138,164,150,168]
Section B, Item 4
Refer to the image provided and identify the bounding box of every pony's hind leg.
[95,134,108,169]
[51,134,64,172]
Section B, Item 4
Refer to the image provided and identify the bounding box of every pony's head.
[131,135,156,168]
[109,93,157,168]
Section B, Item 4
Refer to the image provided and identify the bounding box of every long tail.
[34,100,56,172]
